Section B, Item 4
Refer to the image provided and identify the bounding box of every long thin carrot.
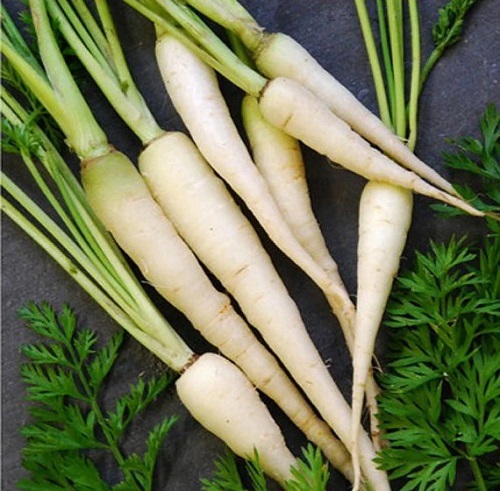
[241,94,383,454]
[182,0,458,196]
[257,77,482,217]
[155,33,356,345]
[350,184,413,489]
[83,147,353,479]
[241,94,347,291]
[349,4,417,486]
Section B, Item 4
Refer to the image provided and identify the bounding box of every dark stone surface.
[2,0,499,489]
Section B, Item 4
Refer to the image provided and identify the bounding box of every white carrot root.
[241,95,384,452]
[258,77,483,217]
[139,131,387,490]
[350,182,414,490]
[177,352,296,486]
[155,33,356,342]
[81,146,353,480]
[241,94,346,289]
[254,32,457,196]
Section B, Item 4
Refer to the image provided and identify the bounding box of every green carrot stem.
[354,0,392,127]
[56,0,114,72]
[27,0,109,158]
[62,0,114,63]
[1,173,136,314]
[130,0,267,95]
[19,148,104,270]
[93,0,144,104]
[469,457,487,491]
[184,0,263,51]
[375,0,395,128]
[1,193,133,332]
[47,0,163,144]
[2,182,194,371]
[420,48,442,92]
[1,39,67,130]
[227,30,255,70]
[406,0,421,151]
[420,1,477,93]
[93,0,161,121]
[62,339,145,488]
[1,90,130,291]
[1,6,46,78]
[2,91,79,202]
[1,92,117,287]
[386,0,406,138]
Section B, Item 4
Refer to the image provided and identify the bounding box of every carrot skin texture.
[139,132,385,489]
[254,33,457,196]
[81,149,229,329]
[177,353,296,486]
[351,182,413,489]
[155,34,356,337]
[81,141,353,479]
[241,95,350,298]
[242,93,385,455]
[258,77,482,217]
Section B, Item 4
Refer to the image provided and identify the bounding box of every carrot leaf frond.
[433,103,500,218]
[201,445,330,491]
[17,302,176,491]
[420,0,479,90]
[376,216,500,490]
[286,444,330,491]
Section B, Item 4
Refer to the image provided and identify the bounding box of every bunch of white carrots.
[39,0,385,486]
[3,0,494,489]
[116,0,490,487]
[0,2,344,487]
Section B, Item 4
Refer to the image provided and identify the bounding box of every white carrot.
[177,352,297,486]
[241,94,345,287]
[155,33,356,346]
[241,94,383,451]
[253,33,457,195]
[351,183,413,488]
[181,0,457,196]
[347,6,421,484]
[81,147,353,480]
[257,77,483,217]
[139,130,386,490]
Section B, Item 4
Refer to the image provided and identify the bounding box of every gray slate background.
[2,0,500,489]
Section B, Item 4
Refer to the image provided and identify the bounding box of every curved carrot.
[258,77,483,217]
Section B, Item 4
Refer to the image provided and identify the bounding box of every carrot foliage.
[201,445,330,491]
[434,104,500,218]
[375,105,500,490]
[17,302,177,491]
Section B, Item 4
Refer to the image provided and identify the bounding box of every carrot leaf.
[201,444,330,491]
[17,302,176,491]
[375,216,500,490]
[433,103,500,218]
